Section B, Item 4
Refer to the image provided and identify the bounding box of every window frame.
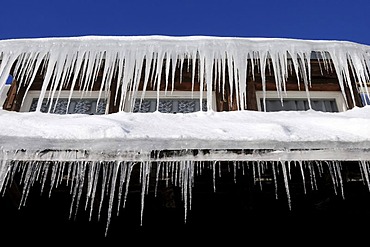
[359,86,370,106]
[255,90,347,112]
[19,90,109,114]
[124,90,216,113]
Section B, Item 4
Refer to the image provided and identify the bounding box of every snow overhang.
[1,106,370,162]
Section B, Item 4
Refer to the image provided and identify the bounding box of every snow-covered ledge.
[2,147,370,162]
[1,106,370,161]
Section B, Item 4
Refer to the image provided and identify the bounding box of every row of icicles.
[1,41,369,114]
[1,159,370,236]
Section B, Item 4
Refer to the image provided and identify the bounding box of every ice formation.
[0,35,369,113]
[1,158,370,236]
[1,35,370,236]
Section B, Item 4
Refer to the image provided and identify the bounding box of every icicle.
[179,160,194,223]
[360,161,370,191]
[116,161,131,214]
[259,51,268,112]
[232,160,237,183]
[256,161,263,190]
[154,51,165,112]
[298,160,307,194]
[139,161,151,226]
[121,162,135,209]
[70,161,87,221]
[18,161,42,207]
[326,161,342,197]
[280,160,291,210]
[0,151,11,194]
[105,161,120,236]
[272,161,278,200]
[212,160,217,192]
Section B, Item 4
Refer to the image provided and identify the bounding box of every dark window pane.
[133,98,206,113]
[29,98,107,115]
[262,98,338,112]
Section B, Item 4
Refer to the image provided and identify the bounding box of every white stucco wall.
[0,85,10,108]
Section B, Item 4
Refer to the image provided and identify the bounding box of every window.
[361,93,370,105]
[133,98,207,113]
[256,91,347,112]
[261,98,338,112]
[20,91,108,115]
[28,98,107,114]
[359,85,370,106]
[125,91,212,113]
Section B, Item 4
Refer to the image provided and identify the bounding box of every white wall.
[0,85,10,109]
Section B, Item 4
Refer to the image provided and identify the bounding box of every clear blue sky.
[1,0,370,45]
